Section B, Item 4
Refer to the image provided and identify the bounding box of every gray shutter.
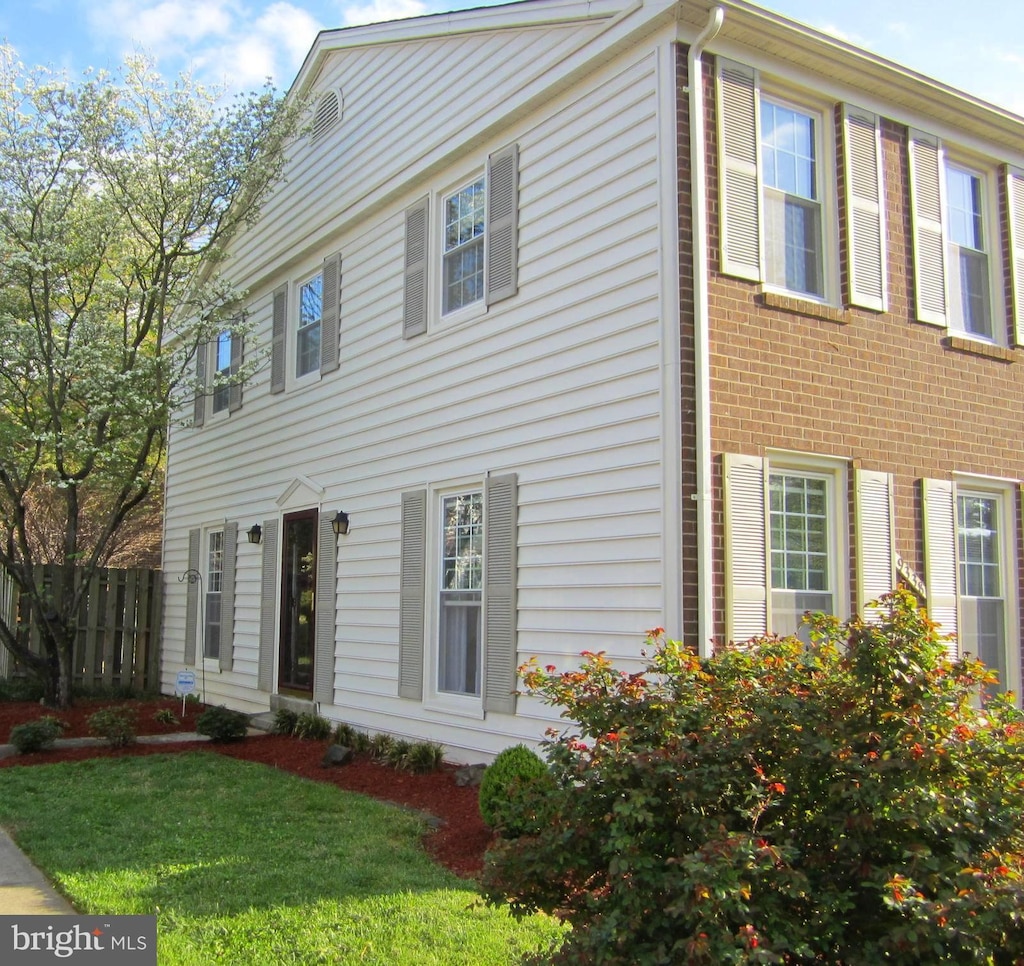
[398,489,427,699]
[193,345,207,428]
[1007,166,1024,346]
[717,58,762,282]
[723,453,768,641]
[183,528,200,665]
[922,478,959,657]
[854,469,895,620]
[843,106,887,311]
[483,473,518,714]
[258,518,279,691]
[270,285,288,393]
[219,522,237,671]
[402,198,429,339]
[314,511,337,705]
[908,130,948,326]
[228,331,243,413]
[320,253,342,375]
[485,143,519,305]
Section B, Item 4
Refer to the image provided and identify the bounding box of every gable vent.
[311,90,341,141]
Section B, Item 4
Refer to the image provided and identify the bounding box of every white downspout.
[687,6,724,655]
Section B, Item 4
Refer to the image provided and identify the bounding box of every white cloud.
[339,0,428,28]
[83,0,321,89]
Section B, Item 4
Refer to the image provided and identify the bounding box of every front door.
[279,509,317,694]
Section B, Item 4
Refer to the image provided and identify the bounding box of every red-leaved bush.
[482,590,1024,965]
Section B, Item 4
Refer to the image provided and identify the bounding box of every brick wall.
[679,47,1024,656]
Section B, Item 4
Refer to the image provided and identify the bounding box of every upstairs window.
[945,164,993,338]
[211,331,232,414]
[442,177,486,315]
[761,100,824,298]
[297,272,322,377]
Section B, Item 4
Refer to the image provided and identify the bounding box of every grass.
[0,753,563,964]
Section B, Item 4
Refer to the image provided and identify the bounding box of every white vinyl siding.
[161,43,666,755]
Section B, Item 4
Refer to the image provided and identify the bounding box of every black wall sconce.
[247,524,262,545]
[331,511,350,536]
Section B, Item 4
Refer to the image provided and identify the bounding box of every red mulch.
[0,699,494,879]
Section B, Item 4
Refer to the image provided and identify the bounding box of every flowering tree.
[483,591,1024,965]
[0,47,303,705]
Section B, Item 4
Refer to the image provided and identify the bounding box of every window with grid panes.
[205,530,223,660]
[437,491,483,695]
[442,177,485,314]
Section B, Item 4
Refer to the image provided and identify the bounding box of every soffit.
[678,0,1024,160]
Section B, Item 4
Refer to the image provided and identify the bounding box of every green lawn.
[0,753,562,964]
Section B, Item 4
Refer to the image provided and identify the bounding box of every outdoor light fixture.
[247,524,262,545]
[331,510,350,536]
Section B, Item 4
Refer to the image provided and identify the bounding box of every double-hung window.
[768,469,835,638]
[945,164,993,338]
[437,491,484,696]
[957,491,1008,693]
[211,331,232,414]
[205,530,223,661]
[443,178,486,315]
[297,272,322,378]
[761,100,825,298]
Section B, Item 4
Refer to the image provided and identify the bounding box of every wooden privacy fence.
[0,566,163,692]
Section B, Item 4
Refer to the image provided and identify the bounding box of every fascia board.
[678,0,1024,160]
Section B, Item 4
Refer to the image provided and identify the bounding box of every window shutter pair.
[193,330,245,425]
[402,143,519,339]
[397,474,519,714]
[722,455,895,641]
[921,478,960,658]
[270,254,342,390]
[715,59,886,310]
[184,524,237,670]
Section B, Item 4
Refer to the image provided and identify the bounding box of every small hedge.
[195,705,249,742]
[87,707,137,747]
[478,744,551,837]
[9,716,66,753]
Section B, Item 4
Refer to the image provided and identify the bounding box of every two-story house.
[161,0,1024,759]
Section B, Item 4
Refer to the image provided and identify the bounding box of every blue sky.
[4,0,1023,114]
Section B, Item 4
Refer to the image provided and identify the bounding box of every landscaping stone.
[454,763,487,787]
[321,744,354,767]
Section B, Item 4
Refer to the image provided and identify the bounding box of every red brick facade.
[678,46,1024,672]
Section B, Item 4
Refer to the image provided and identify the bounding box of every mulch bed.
[0,699,495,879]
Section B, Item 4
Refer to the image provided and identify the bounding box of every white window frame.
[204,528,224,665]
[759,92,834,303]
[433,169,488,329]
[766,453,848,637]
[423,479,486,718]
[295,270,323,381]
[210,331,232,416]
[943,156,1002,342]
[954,478,1020,699]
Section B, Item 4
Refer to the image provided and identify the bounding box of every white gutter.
[687,5,724,656]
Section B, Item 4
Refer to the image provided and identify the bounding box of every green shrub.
[151,708,179,727]
[482,590,1024,965]
[87,707,137,747]
[270,708,298,736]
[385,738,413,769]
[332,722,357,746]
[293,712,332,741]
[8,716,66,753]
[478,744,551,837]
[368,732,395,760]
[0,677,45,702]
[348,729,371,754]
[195,705,248,742]
[406,741,445,774]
